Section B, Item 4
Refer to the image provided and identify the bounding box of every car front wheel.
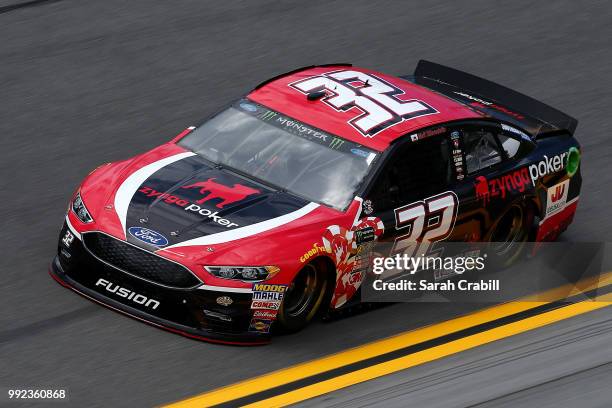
[277,260,329,333]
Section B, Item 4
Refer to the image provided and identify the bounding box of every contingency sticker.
[545,179,569,217]
[249,284,288,333]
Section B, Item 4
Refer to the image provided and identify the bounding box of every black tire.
[485,203,532,268]
[277,260,329,333]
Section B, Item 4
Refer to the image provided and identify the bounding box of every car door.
[364,129,459,258]
[363,121,535,256]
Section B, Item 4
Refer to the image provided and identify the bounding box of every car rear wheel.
[277,260,329,333]
[487,203,531,267]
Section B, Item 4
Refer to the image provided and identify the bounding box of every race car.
[50,60,581,344]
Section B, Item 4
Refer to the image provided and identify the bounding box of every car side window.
[463,130,502,174]
[368,134,452,212]
[497,134,521,159]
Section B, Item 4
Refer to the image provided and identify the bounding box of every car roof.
[247,65,483,151]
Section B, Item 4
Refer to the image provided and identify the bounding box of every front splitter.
[49,256,270,346]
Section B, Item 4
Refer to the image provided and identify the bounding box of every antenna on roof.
[307,89,326,101]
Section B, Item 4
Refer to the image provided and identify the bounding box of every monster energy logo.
[260,111,277,121]
[329,137,345,150]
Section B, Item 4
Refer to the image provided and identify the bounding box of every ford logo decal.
[128,227,169,247]
[350,148,370,158]
[239,102,257,112]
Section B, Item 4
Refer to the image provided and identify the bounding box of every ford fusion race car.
[50,60,581,344]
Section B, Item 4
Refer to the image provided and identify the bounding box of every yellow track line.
[244,298,611,408]
[164,272,612,408]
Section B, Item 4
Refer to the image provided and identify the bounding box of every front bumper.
[50,222,269,345]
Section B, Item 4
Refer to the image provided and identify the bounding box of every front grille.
[82,232,200,288]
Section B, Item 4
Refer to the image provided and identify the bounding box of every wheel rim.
[283,264,319,317]
[490,205,525,256]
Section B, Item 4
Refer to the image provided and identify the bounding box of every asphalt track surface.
[0,1,611,407]
[299,307,612,408]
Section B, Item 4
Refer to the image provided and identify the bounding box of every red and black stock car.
[50,61,581,344]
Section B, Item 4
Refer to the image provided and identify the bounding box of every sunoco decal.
[248,318,273,334]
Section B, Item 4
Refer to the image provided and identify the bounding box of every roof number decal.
[290,70,438,137]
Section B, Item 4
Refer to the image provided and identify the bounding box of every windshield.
[179,100,379,210]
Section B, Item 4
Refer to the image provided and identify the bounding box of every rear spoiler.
[404,60,578,137]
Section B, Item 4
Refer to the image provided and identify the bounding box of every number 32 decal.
[393,191,458,257]
[290,70,438,137]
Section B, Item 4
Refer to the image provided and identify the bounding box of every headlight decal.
[72,192,94,223]
[204,266,280,282]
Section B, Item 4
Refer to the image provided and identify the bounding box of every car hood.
[113,151,312,250]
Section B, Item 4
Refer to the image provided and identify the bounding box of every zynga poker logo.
[528,152,568,185]
[181,178,260,208]
[137,186,189,206]
[137,186,239,228]
[474,168,531,206]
